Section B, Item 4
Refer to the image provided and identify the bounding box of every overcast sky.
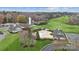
[0,7,79,12]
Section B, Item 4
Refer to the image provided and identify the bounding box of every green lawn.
[5,38,52,51]
[0,32,51,51]
[33,16,79,33]
[3,33,51,51]
[0,33,18,51]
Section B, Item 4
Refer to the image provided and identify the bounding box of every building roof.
[53,29,66,38]
[38,30,53,39]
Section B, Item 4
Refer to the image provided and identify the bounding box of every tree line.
[0,11,76,24]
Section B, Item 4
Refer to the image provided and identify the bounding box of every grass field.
[0,33,18,51]
[0,31,51,51]
[0,33,51,51]
[0,16,79,51]
[33,16,79,33]
[5,37,52,51]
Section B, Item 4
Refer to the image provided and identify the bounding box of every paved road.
[0,28,7,41]
[0,33,5,41]
[66,33,79,42]
[41,43,76,51]
[41,33,79,51]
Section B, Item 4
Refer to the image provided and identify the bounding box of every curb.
[40,43,52,51]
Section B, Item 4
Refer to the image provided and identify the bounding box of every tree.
[0,14,5,24]
[11,13,18,23]
[2,11,7,15]
[16,15,27,23]
[5,13,13,23]
[68,15,79,25]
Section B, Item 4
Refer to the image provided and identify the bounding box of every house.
[8,23,22,33]
[31,15,48,25]
[53,29,67,40]
[37,29,53,39]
